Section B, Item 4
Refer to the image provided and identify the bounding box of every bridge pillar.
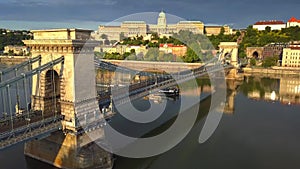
[219,42,243,80]
[23,29,113,169]
[219,42,239,68]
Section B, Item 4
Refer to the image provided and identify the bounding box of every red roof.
[289,47,300,50]
[159,44,186,47]
[288,17,300,23]
[254,20,285,25]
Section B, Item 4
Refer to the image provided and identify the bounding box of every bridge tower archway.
[42,69,61,116]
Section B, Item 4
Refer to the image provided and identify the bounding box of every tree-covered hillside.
[0,29,32,51]
[238,26,300,58]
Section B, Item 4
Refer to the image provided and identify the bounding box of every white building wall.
[287,22,300,28]
[253,24,286,31]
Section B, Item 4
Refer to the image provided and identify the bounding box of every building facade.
[263,43,288,59]
[253,20,286,31]
[282,45,300,67]
[159,43,187,57]
[95,11,205,41]
[204,25,232,36]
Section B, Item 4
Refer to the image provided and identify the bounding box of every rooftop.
[288,17,300,23]
[30,28,93,40]
[254,20,285,25]
[159,43,186,47]
[122,21,146,24]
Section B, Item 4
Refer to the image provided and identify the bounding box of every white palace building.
[94,11,205,41]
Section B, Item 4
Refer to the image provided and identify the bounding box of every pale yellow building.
[4,45,30,55]
[282,45,300,67]
[94,45,148,55]
[159,43,187,57]
[205,25,232,36]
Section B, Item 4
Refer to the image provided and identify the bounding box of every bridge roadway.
[0,59,231,150]
[98,63,231,107]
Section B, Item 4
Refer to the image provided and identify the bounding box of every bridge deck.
[0,56,232,150]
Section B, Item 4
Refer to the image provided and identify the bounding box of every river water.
[1,64,300,169]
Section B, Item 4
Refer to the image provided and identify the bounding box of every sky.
[0,0,300,30]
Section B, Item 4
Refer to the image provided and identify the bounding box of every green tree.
[101,34,108,39]
[95,51,105,58]
[110,40,118,45]
[120,32,126,41]
[250,58,257,66]
[8,50,14,56]
[151,32,159,40]
[144,48,159,61]
[130,49,136,54]
[127,53,137,60]
[104,39,110,45]
[183,47,201,63]
[265,26,271,32]
[262,56,279,67]
[0,30,32,51]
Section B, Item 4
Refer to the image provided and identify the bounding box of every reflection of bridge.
[0,29,236,169]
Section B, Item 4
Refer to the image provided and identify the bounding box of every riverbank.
[0,56,30,64]
[242,67,300,77]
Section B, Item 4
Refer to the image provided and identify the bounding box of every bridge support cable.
[0,56,64,135]
[22,75,31,128]
[1,87,7,116]
[33,59,42,117]
[0,57,65,150]
[52,69,57,119]
[6,85,14,132]
[0,57,64,89]
[94,59,156,77]
[0,56,41,82]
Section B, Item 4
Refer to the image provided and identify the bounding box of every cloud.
[3,0,117,6]
[0,0,299,29]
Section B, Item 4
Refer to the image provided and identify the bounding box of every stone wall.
[0,56,30,64]
[243,67,300,77]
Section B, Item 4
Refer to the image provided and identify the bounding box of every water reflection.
[240,76,300,105]
[2,62,300,169]
[279,77,300,105]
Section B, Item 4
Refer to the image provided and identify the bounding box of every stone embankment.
[0,56,30,64]
[243,66,300,77]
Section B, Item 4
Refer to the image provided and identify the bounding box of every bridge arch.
[252,51,259,59]
[246,47,263,59]
[44,69,60,98]
[35,69,61,115]
[45,69,60,115]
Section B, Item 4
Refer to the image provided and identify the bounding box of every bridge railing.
[0,56,65,150]
[0,56,41,82]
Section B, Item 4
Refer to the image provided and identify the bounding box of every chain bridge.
[0,29,236,169]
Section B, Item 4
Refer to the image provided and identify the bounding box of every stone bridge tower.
[23,29,113,169]
[219,42,243,80]
[219,42,239,68]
